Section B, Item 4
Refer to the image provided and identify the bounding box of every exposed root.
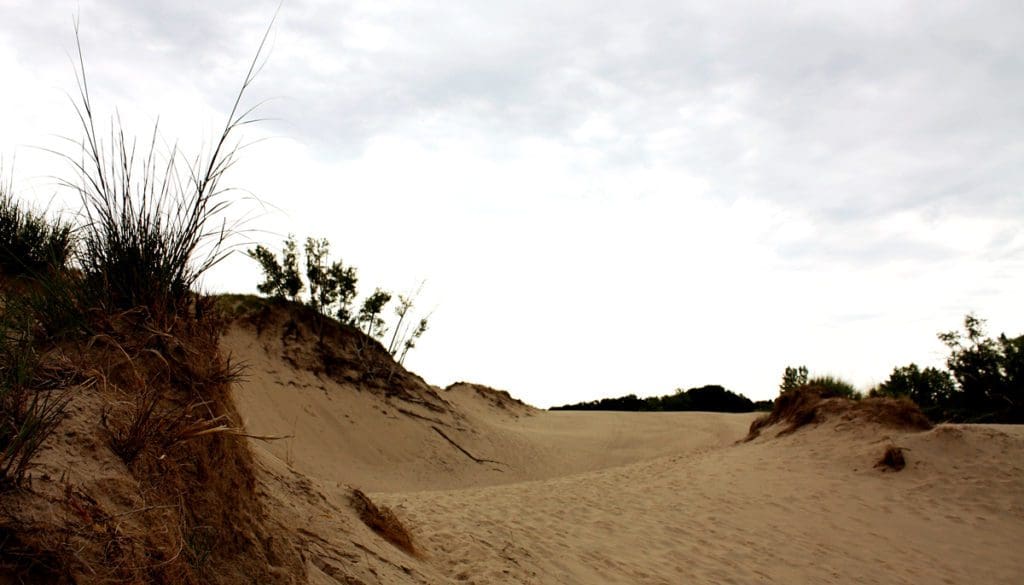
[431,426,506,467]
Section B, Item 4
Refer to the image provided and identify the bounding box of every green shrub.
[357,288,392,339]
[249,235,304,301]
[807,375,860,399]
[304,236,358,323]
[779,365,809,393]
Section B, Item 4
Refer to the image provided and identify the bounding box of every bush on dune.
[745,367,929,440]
[248,236,431,362]
[807,375,861,400]
[746,385,932,441]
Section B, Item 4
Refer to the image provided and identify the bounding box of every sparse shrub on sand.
[875,444,907,471]
[249,237,431,361]
[807,375,861,400]
[779,365,809,394]
[304,236,359,323]
[744,368,866,439]
[249,234,305,302]
[745,385,932,441]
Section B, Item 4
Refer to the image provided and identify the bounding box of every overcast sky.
[1,0,1022,407]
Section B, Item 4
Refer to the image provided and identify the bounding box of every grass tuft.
[59,21,265,320]
[875,444,907,471]
[807,375,860,400]
[0,177,74,280]
[746,385,932,441]
[0,300,71,489]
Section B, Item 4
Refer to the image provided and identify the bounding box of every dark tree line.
[550,385,770,413]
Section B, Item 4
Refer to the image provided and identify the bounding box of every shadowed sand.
[223,318,1024,585]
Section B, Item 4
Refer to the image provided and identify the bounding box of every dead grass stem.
[350,488,417,556]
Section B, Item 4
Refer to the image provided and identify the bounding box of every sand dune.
[226,322,754,492]
[223,313,1024,585]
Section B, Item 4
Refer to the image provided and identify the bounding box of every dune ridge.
[224,303,1024,584]
[8,298,1023,584]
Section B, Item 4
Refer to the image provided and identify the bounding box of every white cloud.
[2,0,1022,407]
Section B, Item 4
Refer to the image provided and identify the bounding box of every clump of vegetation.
[64,30,254,320]
[0,20,306,584]
[390,299,429,366]
[249,235,430,362]
[872,314,1023,423]
[550,384,761,413]
[870,364,954,420]
[779,366,861,399]
[349,488,416,556]
[807,374,860,400]
[875,444,907,472]
[304,237,358,323]
[779,365,808,393]
[0,180,73,279]
[249,235,306,302]
[746,385,931,441]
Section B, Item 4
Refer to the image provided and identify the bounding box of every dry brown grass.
[746,385,933,441]
[0,299,303,584]
[349,488,417,556]
[875,445,907,471]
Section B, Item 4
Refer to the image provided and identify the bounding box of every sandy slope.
[224,322,1024,585]
[226,325,751,492]
[384,423,1024,584]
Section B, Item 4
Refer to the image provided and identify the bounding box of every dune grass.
[746,385,932,441]
[0,179,73,279]
[807,375,860,400]
[0,292,71,489]
[0,17,292,582]
[59,22,264,320]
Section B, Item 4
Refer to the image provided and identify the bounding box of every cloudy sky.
[1,1,1022,407]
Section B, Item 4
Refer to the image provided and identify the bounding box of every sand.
[223,320,1024,585]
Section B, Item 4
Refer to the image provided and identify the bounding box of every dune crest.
[9,297,1023,584]
[221,302,1023,583]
